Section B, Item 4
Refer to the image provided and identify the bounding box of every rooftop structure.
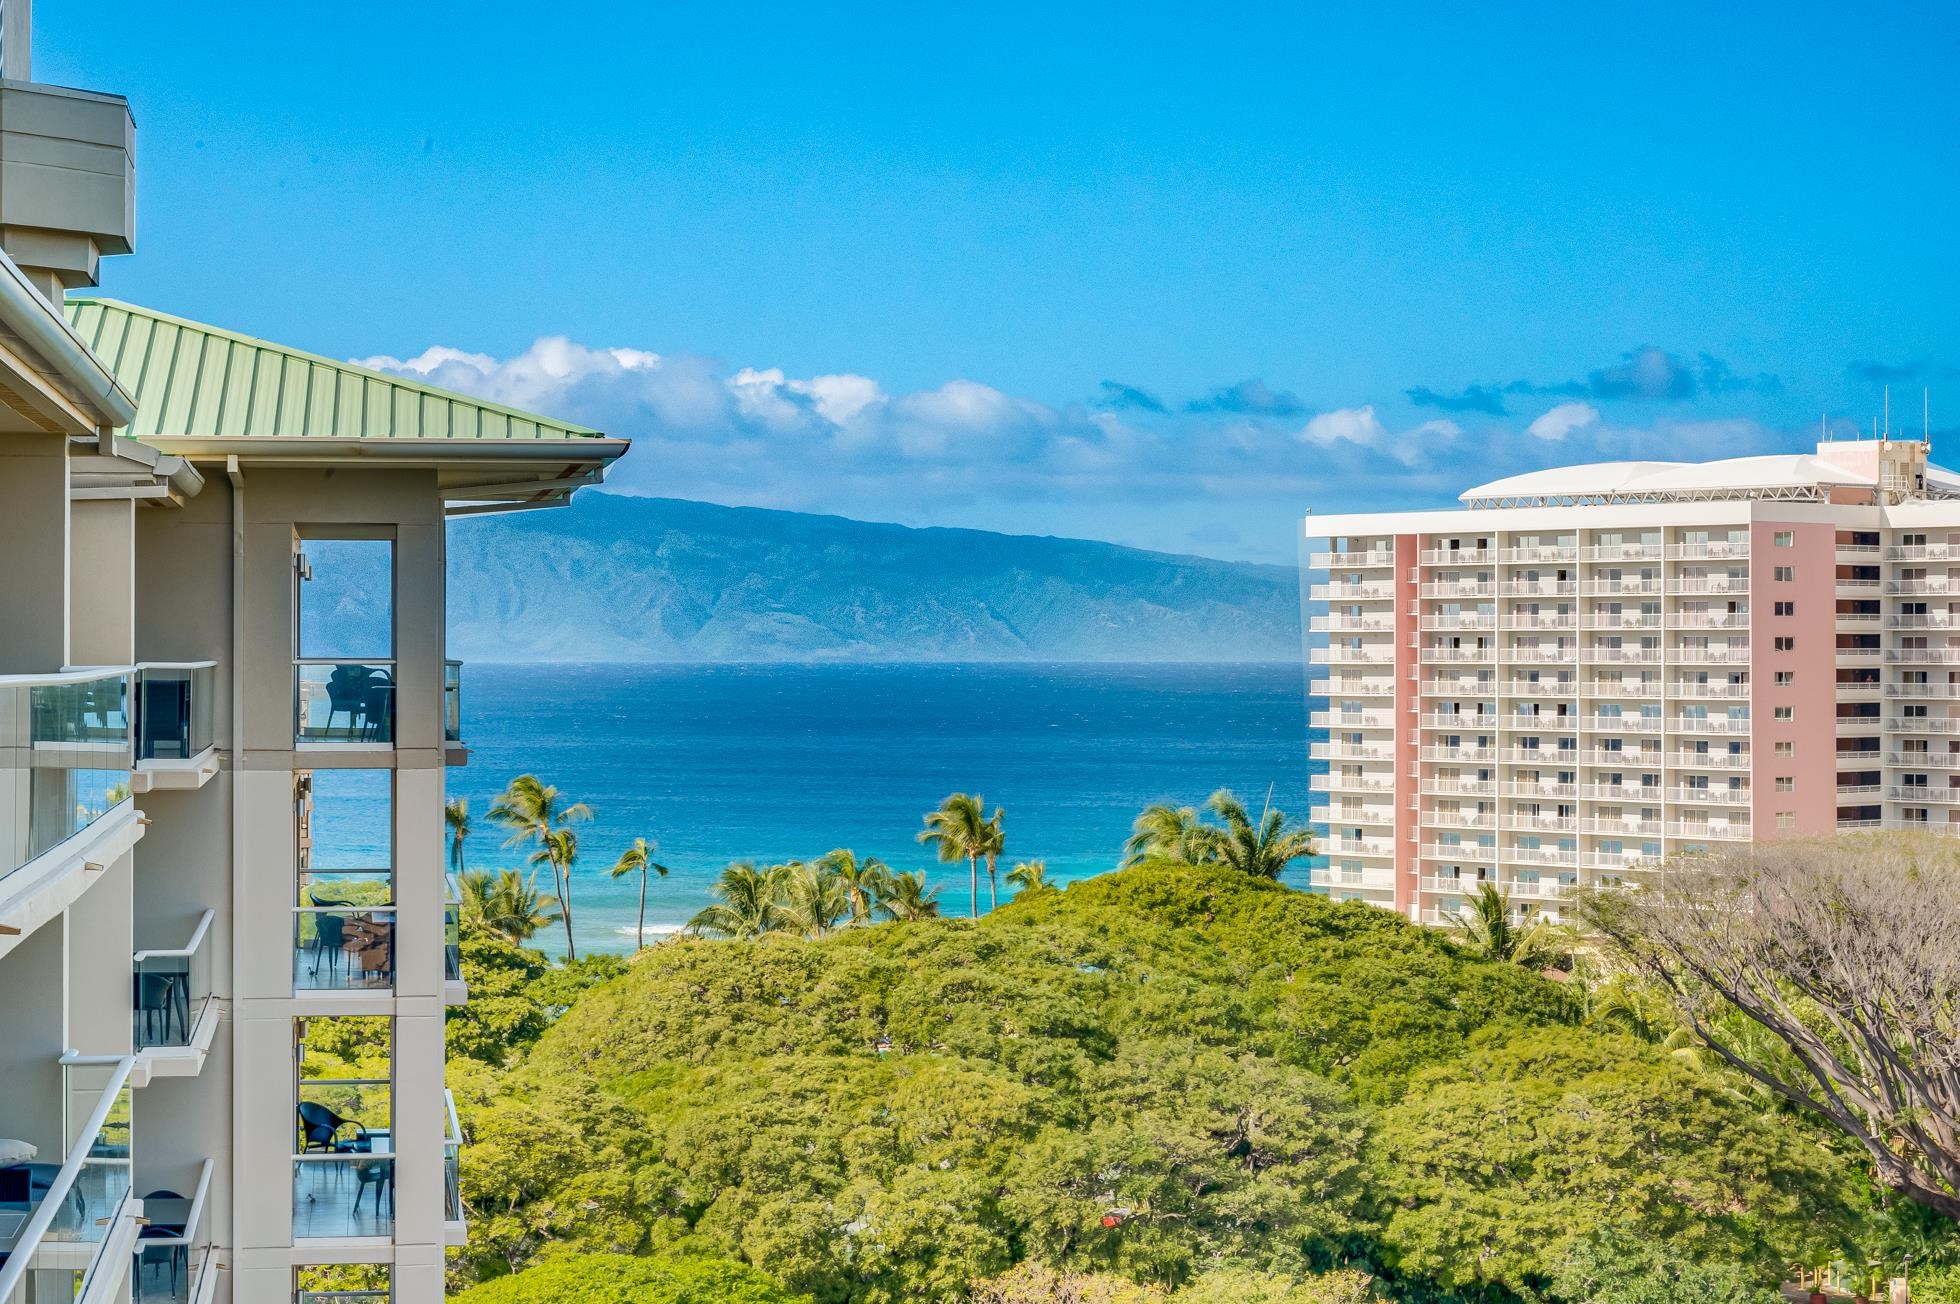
[1304,436,1957,928]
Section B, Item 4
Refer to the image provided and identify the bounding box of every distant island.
[442,493,1303,662]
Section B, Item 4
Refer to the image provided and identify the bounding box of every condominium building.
[0,13,627,1304]
[1304,438,1957,926]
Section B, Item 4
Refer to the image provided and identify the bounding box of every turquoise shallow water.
[424,661,1317,955]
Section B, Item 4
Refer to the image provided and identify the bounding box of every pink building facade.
[1306,439,1959,925]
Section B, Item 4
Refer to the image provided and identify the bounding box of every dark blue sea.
[442,662,1318,954]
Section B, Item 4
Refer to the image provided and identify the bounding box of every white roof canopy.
[1459,454,1897,508]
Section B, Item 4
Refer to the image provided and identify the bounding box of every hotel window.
[1775,566,1795,581]
[1775,601,1795,616]
[1775,637,1795,651]
[1774,531,1794,547]
[296,770,395,995]
[1774,706,1794,721]
[1775,741,1794,756]
[295,536,396,746]
[1776,813,1796,830]
[1775,777,1794,792]
[1775,671,1793,685]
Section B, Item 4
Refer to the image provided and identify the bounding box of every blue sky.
[40,2,1960,563]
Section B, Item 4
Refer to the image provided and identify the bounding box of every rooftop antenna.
[1926,388,1932,446]
[1885,385,1891,438]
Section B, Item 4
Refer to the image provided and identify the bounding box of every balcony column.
[68,496,135,666]
[0,433,69,669]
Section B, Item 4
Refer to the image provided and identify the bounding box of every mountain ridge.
[444,493,1302,663]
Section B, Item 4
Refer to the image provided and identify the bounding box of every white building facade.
[0,13,627,1304]
[1304,439,1956,925]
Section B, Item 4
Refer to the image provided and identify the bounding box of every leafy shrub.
[450,1252,810,1303]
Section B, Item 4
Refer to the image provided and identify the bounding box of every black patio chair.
[295,1103,366,1155]
[137,1188,187,1298]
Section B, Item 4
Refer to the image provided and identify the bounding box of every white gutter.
[0,250,136,429]
[0,1056,136,1300]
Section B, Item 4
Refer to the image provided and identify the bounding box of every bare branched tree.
[1582,833,1960,1219]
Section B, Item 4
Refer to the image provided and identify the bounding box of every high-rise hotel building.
[1304,438,1955,925]
[0,10,626,1303]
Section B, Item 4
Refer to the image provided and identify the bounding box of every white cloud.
[1298,405,1388,447]
[1526,401,1600,442]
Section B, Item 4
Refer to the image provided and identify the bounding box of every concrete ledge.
[131,744,221,792]
[0,802,143,957]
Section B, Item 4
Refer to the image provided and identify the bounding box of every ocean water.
[441,662,1318,955]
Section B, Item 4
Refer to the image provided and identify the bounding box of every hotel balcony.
[1578,784,1662,802]
[1583,715,1664,733]
[1311,710,1395,730]
[1836,783,1884,798]
[1419,843,1495,863]
[1580,543,1664,562]
[1667,577,1749,595]
[1666,541,1750,560]
[1420,778,1495,797]
[1579,578,1662,595]
[445,659,465,747]
[1671,646,1750,664]
[0,668,138,939]
[1326,836,1395,857]
[1326,676,1396,697]
[1888,579,1960,595]
[1502,780,1576,798]
[1418,548,1495,566]
[1584,680,1661,698]
[1421,677,1494,696]
[1309,614,1398,634]
[1887,543,1960,561]
[0,1058,139,1304]
[1889,786,1960,803]
[1582,851,1661,872]
[1505,678,1578,697]
[1508,813,1577,833]
[1308,866,1390,892]
[294,1074,397,1241]
[1501,746,1580,763]
[1671,749,1751,769]
[1581,612,1661,630]
[1885,683,1960,698]
[1419,614,1496,632]
[1501,645,1579,664]
[1889,750,1960,767]
[1420,713,1498,731]
[1311,581,1398,601]
[1888,718,1960,736]
[1506,845,1579,867]
[1836,542,1883,560]
[1666,821,1752,841]
[1837,646,1884,661]
[1497,545,1577,564]
[1669,715,1750,734]
[1580,817,1663,836]
[132,661,219,791]
[1837,679,1884,698]
[1313,646,1397,666]
[1310,741,1396,761]
[1670,786,1751,805]
[294,902,397,993]
[1582,646,1662,664]
[1667,613,1750,630]
[1889,614,1960,630]
[1423,809,1496,831]
[1665,680,1747,698]
[1327,805,1396,829]
[129,1157,216,1304]
[1420,645,1495,664]
[1836,612,1884,629]
[133,909,218,1073]
[1503,613,1577,631]
[1421,581,1495,599]
[1499,580,1574,597]
[1308,550,1396,570]
[1311,772,1396,793]
[1419,745,1494,762]
[1836,576,1883,594]
[1885,648,1960,664]
[295,660,397,745]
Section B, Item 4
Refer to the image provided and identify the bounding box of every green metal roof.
[62,297,607,443]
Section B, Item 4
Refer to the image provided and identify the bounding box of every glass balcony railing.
[129,1156,214,1303]
[443,875,463,984]
[0,1058,135,1302]
[443,660,462,743]
[295,661,395,745]
[134,662,216,762]
[444,1088,464,1224]
[297,1293,390,1303]
[294,906,396,992]
[133,910,215,1050]
[295,1077,393,1240]
[0,668,133,890]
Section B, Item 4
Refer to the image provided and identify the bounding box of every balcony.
[1670,715,1751,734]
[1836,646,1884,661]
[1889,786,1960,804]
[1326,677,1396,697]
[1885,683,1960,698]
[130,1157,215,1304]
[1580,543,1663,562]
[1581,613,1662,630]
[1497,545,1577,564]
[1580,579,1662,596]
[1836,542,1883,558]
[1666,541,1750,560]
[1310,614,1397,634]
[1672,646,1750,664]
[294,898,396,993]
[1419,614,1496,632]
[1307,866,1376,890]
[1583,715,1664,734]
[0,1058,137,1303]
[1670,749,1751,769]
[133,662,218,790]
[1326,837,1394,857]
[134,909,216,1064]
[1889,614,1960,630]
[1582,851,1661,871]
[1582,647,1662,664]
[1310,741,1395,761]
[444,660,463,745]
[1887,543,1960,561]
[1313,772,1396,793]
[1422,581,1495,599]
[1309,550,1396,570]
[1418,548,1495,566]
[1506,845,1579,867]
[1311,581,1397,601]
[1419,843,1495,863]
[295,661,396,745]
[1419,746,1494,763]
[1667,680,1748,699]
[1502,781,1576,798]
[1504,678,1578,697]
[1665,821,1752,841]
[1670,786,1751,805]
[1503,614,1577,631]
[1422,779,1495,797]
[1502,646,1580,664]
[1889,579,1960,595]
[1668,613,1750,630]
[1578,784,1663,802]
[1501,747,1580,764]
[1585,680,1662,698]
[0,667,135,904]
[445,1088,467,1239]
[1311,710,1394,730]
[1424,809,1496,831]
[1890,751,1960,767]
[1580,817,1662,836]
[1885,648,1960,664]
[1508,814,1577,833]
[1887,716,1960,734]
[1313,646,1396,665]
[1499,581,1574,597]
[1420,713,1498,731]
[1668,577,1749,595]
[295,1076,395,1240]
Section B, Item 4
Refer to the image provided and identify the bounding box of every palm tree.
[776,860,852,940]
[689,862,790,940]
[876,869,942,921]
[818,849,892,924]
[490,776,591,960]
[609,836,671,952]
[980,808,1005,912]
[918,793,994,918]
[1451,881,1567,970]
[445,798,471,875]
[528,826,582,960]
[462,868,560,944]
[1122,803,1218,866]
[1206,788,1316,879]
[1005,859,1052,897]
